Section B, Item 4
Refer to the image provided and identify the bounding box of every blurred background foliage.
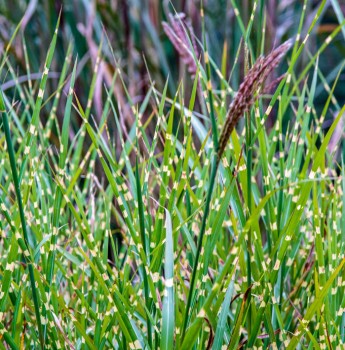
[0,0,344,142]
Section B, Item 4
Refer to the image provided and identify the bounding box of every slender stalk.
[245,110,252,333]
[0,90,44,349]
[182,155,218,338]
[181,3,219,338]
[135,156,152,348]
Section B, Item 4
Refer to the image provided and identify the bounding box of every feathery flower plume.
[162,13,199,78]
[217,40,292,161]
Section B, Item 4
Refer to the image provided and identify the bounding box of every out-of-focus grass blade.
[161,208,174,350]
[19,15,60,182]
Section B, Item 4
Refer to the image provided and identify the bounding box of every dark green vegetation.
[1,0,345,349]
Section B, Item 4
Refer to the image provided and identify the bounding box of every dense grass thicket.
[1,1,345,349]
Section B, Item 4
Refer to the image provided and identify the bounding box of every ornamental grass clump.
[1,2,345,349]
